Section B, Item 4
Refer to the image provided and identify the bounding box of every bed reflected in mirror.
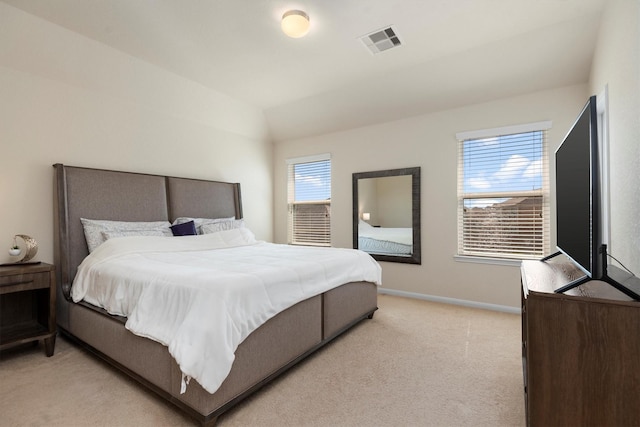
[352,167,421,264]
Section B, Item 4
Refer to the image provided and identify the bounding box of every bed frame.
[52,164,378,426]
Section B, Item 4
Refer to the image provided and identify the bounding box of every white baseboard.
[377,287,521,314]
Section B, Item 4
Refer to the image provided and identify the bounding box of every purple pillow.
[170,220,197,236]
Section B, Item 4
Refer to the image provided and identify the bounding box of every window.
[287,154,331,246]
[456,122,551,260]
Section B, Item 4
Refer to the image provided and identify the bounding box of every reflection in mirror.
[352,167,421,264]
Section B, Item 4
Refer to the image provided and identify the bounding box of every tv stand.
[521,259,640,426]
[542,246,640,301]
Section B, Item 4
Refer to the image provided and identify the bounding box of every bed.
[357,220,412,256]
[53,163,380,426]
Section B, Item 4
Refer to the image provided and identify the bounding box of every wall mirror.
[352,167,421,264]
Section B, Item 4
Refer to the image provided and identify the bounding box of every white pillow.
[101,229,170,241]
[81,218,172,252]
[200,219,245,234]
[173,217,236,235]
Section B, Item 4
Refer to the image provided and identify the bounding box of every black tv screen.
[555,96,600,278]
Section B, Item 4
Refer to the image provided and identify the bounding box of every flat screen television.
[555,95,602,279]
[550,95,640,299]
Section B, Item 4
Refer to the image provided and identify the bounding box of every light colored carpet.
[0,294,525,426]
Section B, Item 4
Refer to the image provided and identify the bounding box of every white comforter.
[71,228,382,394]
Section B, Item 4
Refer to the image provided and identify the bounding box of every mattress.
[358,235,412,255]
[358,222,413,255]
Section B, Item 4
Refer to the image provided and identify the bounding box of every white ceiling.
[2,0,607,141]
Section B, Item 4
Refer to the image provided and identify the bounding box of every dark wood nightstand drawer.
[0,272,51,294]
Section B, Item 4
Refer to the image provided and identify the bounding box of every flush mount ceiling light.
[281,10,310,38]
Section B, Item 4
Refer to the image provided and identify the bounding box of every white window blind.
[287,155,331,246]
[456,124,550,259]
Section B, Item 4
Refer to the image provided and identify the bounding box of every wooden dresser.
[521,258,640,426]
[0,263,56,356]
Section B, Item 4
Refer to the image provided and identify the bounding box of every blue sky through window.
[462,131,543,208]
[463,131,543,194]
[294,160,331,202]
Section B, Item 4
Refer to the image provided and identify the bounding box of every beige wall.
[356,178,379,223]
[376,175,412,228]
[589,0,640,273]
[357,175,412,227]
[274,85,589,308]
[0,4,274,265]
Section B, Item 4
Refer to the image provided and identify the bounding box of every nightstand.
[0,262,56,356]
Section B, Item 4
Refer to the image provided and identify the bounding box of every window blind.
[287,156,331,246]
[457,127,550,259]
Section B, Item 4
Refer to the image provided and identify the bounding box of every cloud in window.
[295,173,325,187]
[468,175,491,190]
[493,154,530,182]
[522,159,542,179]
[477,137,499,146]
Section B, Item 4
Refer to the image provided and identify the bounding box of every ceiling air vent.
[359,26,402,55]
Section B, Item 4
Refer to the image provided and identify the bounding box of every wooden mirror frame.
[352,167,421,264]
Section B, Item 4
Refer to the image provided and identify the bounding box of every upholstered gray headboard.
[53,163,242,307]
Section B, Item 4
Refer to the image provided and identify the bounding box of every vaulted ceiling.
[2,0,607,140]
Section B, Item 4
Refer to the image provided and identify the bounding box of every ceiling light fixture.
[281,10,310,38]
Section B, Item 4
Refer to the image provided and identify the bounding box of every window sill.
[288,242,331,248]
[454,255,523,267]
